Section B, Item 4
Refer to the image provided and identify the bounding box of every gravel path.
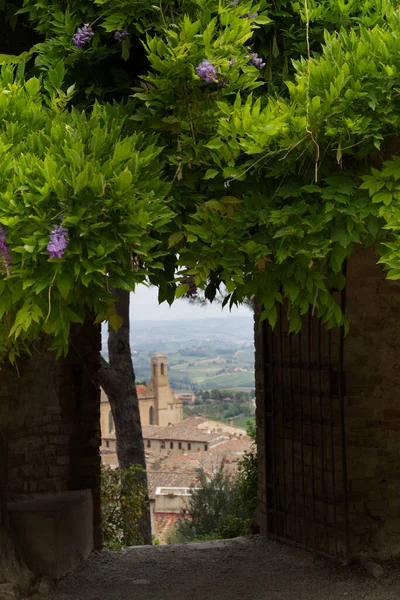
[49,536,400,600]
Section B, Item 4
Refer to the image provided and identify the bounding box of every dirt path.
[49,536,400,600]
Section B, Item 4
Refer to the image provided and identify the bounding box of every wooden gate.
[262,297,349,560]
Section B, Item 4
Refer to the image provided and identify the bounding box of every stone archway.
[255,246,400,561]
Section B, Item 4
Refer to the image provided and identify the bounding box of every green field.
[233,416,255,429]
[201,371,255,389]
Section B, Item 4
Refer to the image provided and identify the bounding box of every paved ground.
[49,536,400,600]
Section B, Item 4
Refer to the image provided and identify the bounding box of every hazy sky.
[129,285,252,321]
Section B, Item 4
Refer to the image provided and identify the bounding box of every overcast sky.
[129,285,252,321]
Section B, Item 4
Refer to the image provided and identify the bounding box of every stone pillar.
[0,316,102,583]
[255,246,400,560]
[254,300,267,534]
[344,246,400,559]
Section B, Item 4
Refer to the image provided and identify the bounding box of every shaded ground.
[50,536,400,600]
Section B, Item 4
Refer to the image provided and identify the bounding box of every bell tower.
[151,354,168,380]
[147,354,182,426]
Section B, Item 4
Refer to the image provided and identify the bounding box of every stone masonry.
[0,317,102,563]
[255,245,400,560]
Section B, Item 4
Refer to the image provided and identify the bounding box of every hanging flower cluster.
[241,11,259,19]
[0,227,11,276]
[113,29,129,42]
[47,225,69,259]
[248,52,266,69]
[180,269,198,298]
[73,24,94,48]
[196,60,218,83]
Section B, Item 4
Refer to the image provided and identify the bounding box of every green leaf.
[25,77,41,96]
[372,191,392,206]
[330,244,350,273]
[57,272,73,300]
[260,306,277,328]
[175,283,189,298]
[203,19,216,47]
[272,33,279,58]
[117,169,133,192]
[221,196,241,204]
[109,314,124,330]
[253,15,272,25]
[74,170,89,195]
[168,231,185,247]
[283,281,299,302]
[121,38,131,61]
[204,169,219,180]
[206,139,224,150]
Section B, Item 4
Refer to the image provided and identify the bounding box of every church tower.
[147,354,183,426]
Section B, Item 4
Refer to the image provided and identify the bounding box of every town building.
[101,414,252,543]
[177,393,196,404]
[99,354,252,543]
[100,354,183,441]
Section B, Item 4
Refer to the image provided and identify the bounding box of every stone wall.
[254,300,267,539]
[0,318,102,549]
[344,246,400,559]
[255,246,400,560]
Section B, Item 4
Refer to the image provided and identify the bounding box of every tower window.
[106,441,110,448]
[147,440,151,448]
[204,444,208,451]
[149,406,154,425]
[108,411,113,434]
[188,443,192,451]
[179,442,182,450]
[161,362,165,375]
[170,442,174,449]
[161,441,166,449]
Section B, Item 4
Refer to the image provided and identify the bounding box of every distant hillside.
[102,316,255,391]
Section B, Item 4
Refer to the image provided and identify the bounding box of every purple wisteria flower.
[0,227,11,276]
[248,52,266,69]
[241,11,259,19]
[196,60,218,83]
[181,277,197,298]
[180,267,198,298]
[113,29,129,42]
[47,225,69,259]
[72,24,94,48]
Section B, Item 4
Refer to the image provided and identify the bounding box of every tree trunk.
[98,289,152,545]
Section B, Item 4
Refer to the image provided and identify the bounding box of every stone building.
[254,246,400,561]
[100,354,183,439]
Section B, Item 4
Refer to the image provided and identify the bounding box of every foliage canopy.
[2,0,400,356]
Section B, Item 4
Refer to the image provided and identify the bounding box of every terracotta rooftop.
[101,386,149,403]
[211,435,253,454]
[142,423,219,443]
[136,384,148,398]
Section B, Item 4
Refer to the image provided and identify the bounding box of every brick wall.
[255,246,400,560]
[0,318,102,548]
